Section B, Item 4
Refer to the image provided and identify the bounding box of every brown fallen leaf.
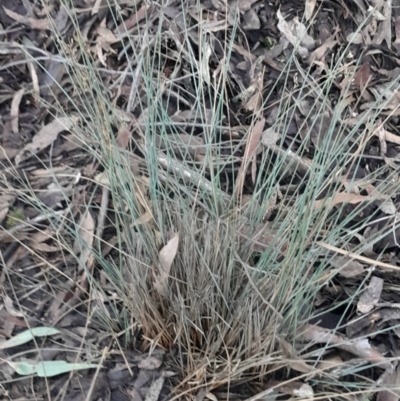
[3,7,49,30]
[154,233,179,296]
[357,276,384,314]
[354,62,371,92]
[15,117,74,166]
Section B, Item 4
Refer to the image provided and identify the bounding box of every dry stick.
[157,153,231,203]
[317,241,400,272]
[267,142,312,176]
[84,347,108,401]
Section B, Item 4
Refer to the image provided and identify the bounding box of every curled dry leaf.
[15,117,75,166]
[154,233,179,296]
[357,276,384,314]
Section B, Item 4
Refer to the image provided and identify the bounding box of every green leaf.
[7,360,99,377]
[36,361,99,377]
[0,327,60,349]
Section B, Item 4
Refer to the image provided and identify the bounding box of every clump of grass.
[3,1,400,399]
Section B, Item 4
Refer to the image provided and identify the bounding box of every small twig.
[317,241,400,272]
[84,347,108,401]
[157,153,231,203]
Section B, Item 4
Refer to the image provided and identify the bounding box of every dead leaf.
[277,10,310,58]
[10,89,24,134]
[154,233,179,295]
[96,26,119,44]
[305,0,317,21]
[116,127,131,149]
[144,376,164,401]
[243,9,260,30]
[273,382,314,398]
[371,0,392,47]
[73,212,95,267]
[377,365,400,401]
[313,192,376,210]
[357,276,384,314]
[293,17,315,50]
[115,4,149,34]
[301,324,390,369]
[317,354,343,374]
[236,119,265,197]
[261,127,281,147]
[138,356,163,370]
[237,0,259,12]
[15,117,74,165]
[394,16,400,52]
[379,200,396,215]
[4,295,24,317]
[354,62,371,91]
[329,256,365,278]
[3,7,49,30]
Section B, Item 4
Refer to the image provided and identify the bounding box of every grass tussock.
[2,0,400,399]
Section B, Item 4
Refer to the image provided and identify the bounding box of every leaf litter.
[1,0,400,400]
